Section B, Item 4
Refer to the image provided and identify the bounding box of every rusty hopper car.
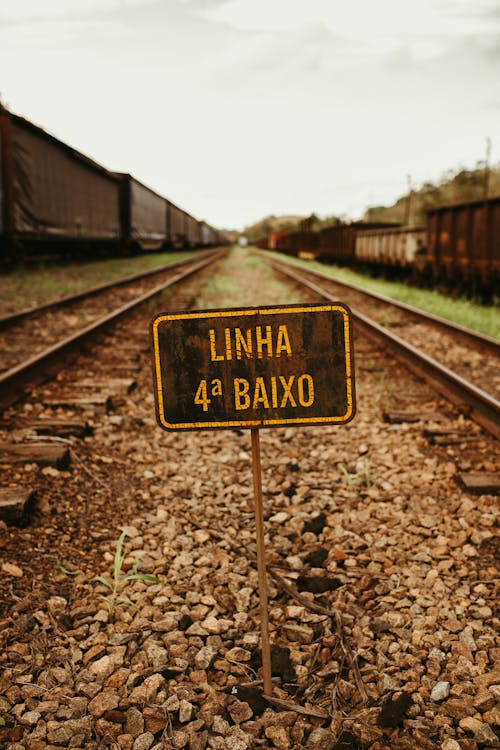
[427,196,500,295]
[318,222,397,264]
[267,231,289,250]
[275,232,292,254]
[273,231,317,257]
[289,231,318,258]
[0,107,120,258]
[355,225,426,269]
[114,173,168,251]
[254,237,269,249]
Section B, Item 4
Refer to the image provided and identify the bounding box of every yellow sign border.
[152,304,354,430]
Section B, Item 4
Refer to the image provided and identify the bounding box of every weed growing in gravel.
[363,459,373,488]
[44,554,79,576]
[93,531,160,614]
[340,460,376,489]
[339,464,356,488]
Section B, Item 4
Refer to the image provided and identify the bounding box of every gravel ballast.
[0,248,498,749]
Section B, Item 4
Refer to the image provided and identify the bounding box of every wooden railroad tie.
[74,378,137,395]
[99,351,141,364]
[42,395,113,414]
[383,410,443,424]
[0,418,91,438]
[458,473,500,495]
[0,443,70,468]
[0,487,36,524]
[98,363,142,374]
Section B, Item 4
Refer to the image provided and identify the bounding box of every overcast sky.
[1,0,499,229]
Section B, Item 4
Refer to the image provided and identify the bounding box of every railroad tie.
[0,443,70,469]
[0,487,36,524]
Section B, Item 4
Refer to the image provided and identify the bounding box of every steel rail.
[263,253,499,355]
[0,249,220,330]
[0,250,225,412]
[269,259,500,440]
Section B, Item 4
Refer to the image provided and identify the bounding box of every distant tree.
[244,214,305,242]
[363,164,500,225]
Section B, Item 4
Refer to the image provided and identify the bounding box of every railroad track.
[0,246,498,750]
[0,253,217,330]
[0,249,225,412]
[264,255,500,440]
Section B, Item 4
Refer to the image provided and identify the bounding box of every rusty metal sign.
[151,303,355,430]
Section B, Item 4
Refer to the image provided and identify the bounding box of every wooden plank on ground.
[103,343,147,355]
[423,428,480,445]
[429,435,479,446]
[31,419,91,437]
[0,443,70,468]
[0,487,35,523]
[384,411,443,424]
[42,395,113,413]
[0,419,91,438]
[97,363,142,373]
[458,473,500,494]
[74,378,137,394]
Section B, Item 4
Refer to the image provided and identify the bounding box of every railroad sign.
[151,303,355,430]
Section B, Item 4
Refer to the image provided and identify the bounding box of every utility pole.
[483,137,491,199]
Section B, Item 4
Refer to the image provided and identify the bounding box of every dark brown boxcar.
[185,212,201,247]
[289,231,318,257]
[115,173,167,251]
[318,222,396,264]
[167,201,187,248]
[200,221,215,246]
[0,107,120,255]
[269,232,292,255]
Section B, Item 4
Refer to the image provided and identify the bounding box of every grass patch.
[260,249,499,340]
[0,251,193,316]
[195,246,307,308]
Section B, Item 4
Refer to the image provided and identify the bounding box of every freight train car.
[267,231,290,250]
[355,225,426,269]
[275,230,318,258]
[0,107,121,259]
[274,232,292,255]
[199,221,217,247]
[167,201,188,248]
[258,199,499,298]
[185,213,201,248]
[115,173,168,251]
[426,196,500,296]
[0,106,225,260]
[214,229,229,246]
[317,221,397,264]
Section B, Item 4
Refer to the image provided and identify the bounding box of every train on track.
[0,106,226,261]
[257,197,500,300]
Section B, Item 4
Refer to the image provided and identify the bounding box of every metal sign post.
[151,303,356,697]
[250,427,272,695]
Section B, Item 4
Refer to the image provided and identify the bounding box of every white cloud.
[0,0,499,228]
[203,0,500,40]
